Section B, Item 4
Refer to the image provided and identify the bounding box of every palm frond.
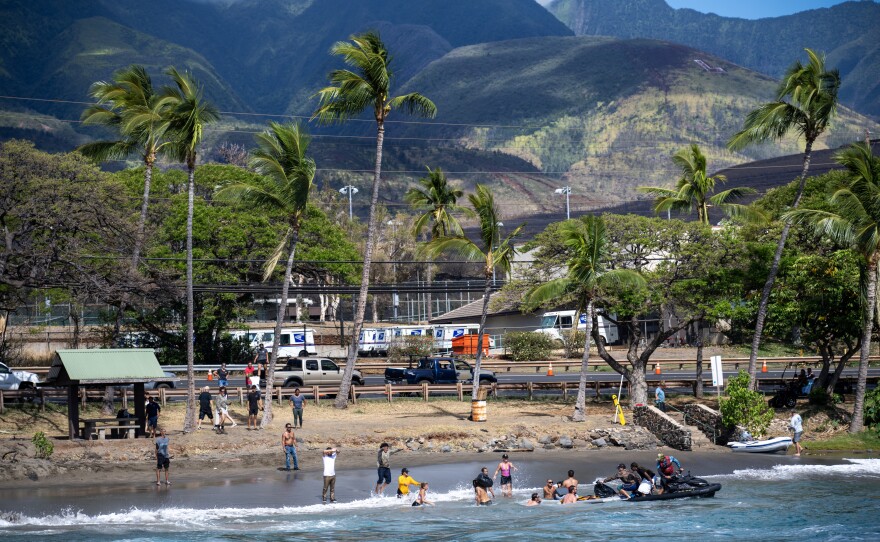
[387,93,437,119]
[526,278,573,307]
[263,229,293,282]
[710,186,757,205]
[422,236,484,263]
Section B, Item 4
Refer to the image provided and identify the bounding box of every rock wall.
[682,403,731,445]
[633,405,692,451]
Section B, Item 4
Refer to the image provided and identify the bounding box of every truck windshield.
[540,315,557,328]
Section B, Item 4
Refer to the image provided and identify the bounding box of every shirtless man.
[560,485,578,504]
[281,424,298,471]
[493,454,518,497]
[543,479,557,500]
[556,470,578,499]
[526,493,542,506]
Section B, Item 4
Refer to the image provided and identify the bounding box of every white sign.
[710,355,724,387]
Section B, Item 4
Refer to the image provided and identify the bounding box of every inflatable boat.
[585,476,721,503]
[727,436,792,453]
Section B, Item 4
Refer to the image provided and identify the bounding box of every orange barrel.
[471,400,487,422]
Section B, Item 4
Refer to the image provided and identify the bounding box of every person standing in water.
[493,454,517,497]
[375,442,391,496]
[560,485,578,504]
[397,468,420,498]
[412,482,433,507]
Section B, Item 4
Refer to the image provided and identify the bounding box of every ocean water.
[2,458,880,541]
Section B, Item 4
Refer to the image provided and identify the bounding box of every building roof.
[430,293,522,324]
[47,349,172,385]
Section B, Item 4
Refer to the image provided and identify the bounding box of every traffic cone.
[547,362,554,377]
[654,363,661,375]
[761,360,768,373]
[207,370,213,381]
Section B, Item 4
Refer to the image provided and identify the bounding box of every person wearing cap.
[246,384,263,430]
[656,453,683,494]
[397,468,420,498]
[375,443,392,496]
[197,386,214,430]
[493,453,518,497]
[602,463,641,499]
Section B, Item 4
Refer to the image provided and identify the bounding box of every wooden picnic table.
[80,417,137,440]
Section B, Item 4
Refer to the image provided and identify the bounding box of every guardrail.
[16,355,880,376]
[4,373,876,413]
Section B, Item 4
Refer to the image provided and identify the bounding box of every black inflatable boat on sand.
[584,474,721,504]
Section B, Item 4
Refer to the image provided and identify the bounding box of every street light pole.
[387,220,400,320]
[554,186,571,220]
[339,185,359,220]
[493,221,503,286]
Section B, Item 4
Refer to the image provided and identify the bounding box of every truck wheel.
[284,379,303,388]
[479,378,495,385]
[784,396,797,408]
[19,384,37,403]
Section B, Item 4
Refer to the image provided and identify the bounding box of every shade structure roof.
[46,349,173,385]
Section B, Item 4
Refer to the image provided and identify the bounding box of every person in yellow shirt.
[397,468,420,498]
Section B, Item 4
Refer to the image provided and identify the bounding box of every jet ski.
[589,474,721,503]
[727,436,792,453]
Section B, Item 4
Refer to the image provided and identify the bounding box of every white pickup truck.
[0,361,40,394]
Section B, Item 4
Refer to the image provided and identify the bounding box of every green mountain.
[546,0,880,117]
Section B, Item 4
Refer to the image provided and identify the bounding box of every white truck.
[230,327,317,357]
[0,361,39,395]
[536,310,619,345]
[358,327,391,357]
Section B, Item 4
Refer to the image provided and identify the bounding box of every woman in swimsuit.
[493,454,517,497]
[412,482,433,506]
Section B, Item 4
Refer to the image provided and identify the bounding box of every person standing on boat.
[790,411,804,456]
[655,381,667,412]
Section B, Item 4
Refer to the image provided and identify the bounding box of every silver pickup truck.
[273,357,364,388]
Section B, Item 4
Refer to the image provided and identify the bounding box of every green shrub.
[864,386,880,428]
[561,329,586,358]
[808,387,842,406]
[32,431,53,459]
[719,370,774,437]
[504,331,554,361]
[387,336,434,364]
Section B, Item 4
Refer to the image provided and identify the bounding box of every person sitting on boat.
[656,454,683,494]
[603,463,641,498]
[630,462,656,494]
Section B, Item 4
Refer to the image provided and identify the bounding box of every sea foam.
[712,458,880,481]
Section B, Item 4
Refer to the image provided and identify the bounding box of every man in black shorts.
[375,442,391,495]
[246,385,262,430]
[155,428,171,485]
[197,386,214,430]
[145,396,161,438]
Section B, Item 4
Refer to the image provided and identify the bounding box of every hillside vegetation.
[547,0,880,117]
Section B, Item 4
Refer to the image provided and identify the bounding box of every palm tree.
[79,65,173,269]
[163,67,220,432]
[405,167,470,319]
[728,48,840,388]
[424,185,522,403]
[526,216,645,421]
[215,122,314,428]
[784,142,880,432]
[314,31,436,408]
[639,144,755,225]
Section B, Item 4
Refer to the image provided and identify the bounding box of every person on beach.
[215,386,236,431]
[560,485,578,504]
[154,428,170,486]
[246,385,263,430]
[412,482,433,507]
[790,411,804,456]
[397,468,420,498]
[655,381,667,412]
[526,492,542,506]
[322,447,338,503]
[603,463,641,498]
[289,388,305,428]
[145,396,160,438]
[656,453,682,494]
[493,454,517,497]
[375,442,391,495]
[282,424,299,471]
[197,386,213,430]
[214,363,229,387]
[244,361,256,388]
[543,479,557,500]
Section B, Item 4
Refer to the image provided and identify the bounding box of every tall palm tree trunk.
[748,140,814,388]
[573,300,594,422]
[426,262,433,320]
[133,157,154,266]
[471,274,493,400]
[337,122,385,408]
[263,227,299,427]
[183,163,197,432]
[694,319,704,398]
[850,255,877,432]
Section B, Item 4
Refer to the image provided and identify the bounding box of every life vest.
[659,456,675,476]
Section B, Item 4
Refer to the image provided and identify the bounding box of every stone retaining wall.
[682,403,732,445]
[633,405,692,451]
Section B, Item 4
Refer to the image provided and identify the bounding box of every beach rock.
[538,435,552,445]
[425,441,434,450]
[543,443,555,450]
[472,441,484,450]
[417,437,425,444]
[406,440,420,451]
[573,439,588,448]
[488,439,497,447]
[592,438,607,448]
[589,432,604,440]
[519,438,535,451]
[557,436,573,449]
[440,445,452,453]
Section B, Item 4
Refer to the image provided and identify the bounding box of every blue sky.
[659,1,863,19]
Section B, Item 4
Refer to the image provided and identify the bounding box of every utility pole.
[339,185,358,220]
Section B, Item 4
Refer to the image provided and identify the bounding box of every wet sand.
[0,447,865,516]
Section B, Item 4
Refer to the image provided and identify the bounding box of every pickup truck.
[384,357,497,385]
[274,357,364,388]
[0,362,39,394]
